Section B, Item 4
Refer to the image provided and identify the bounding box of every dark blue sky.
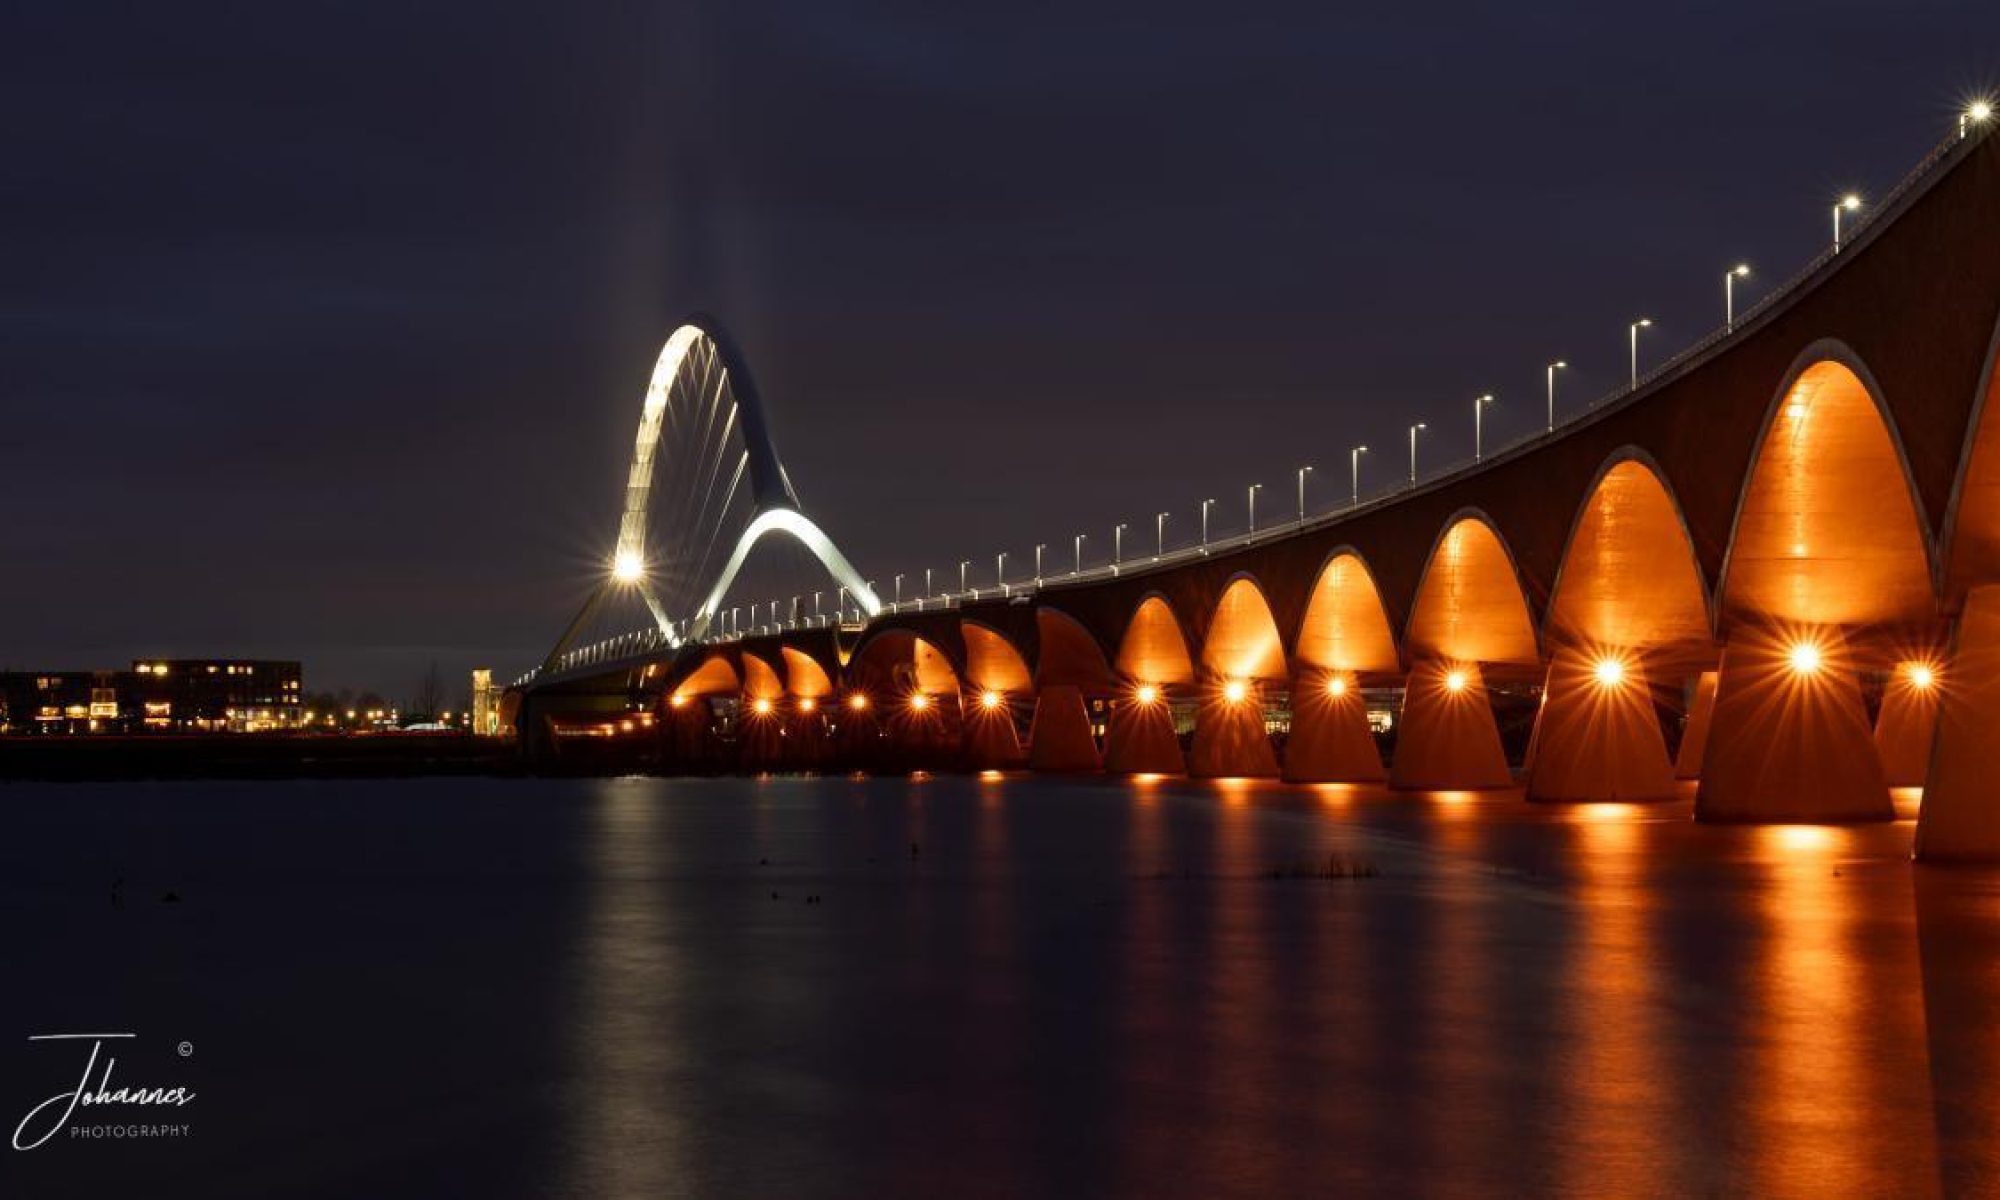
[4,0,1997,695]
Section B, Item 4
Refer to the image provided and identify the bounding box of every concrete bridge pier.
[1187,675,1281,778]
[1874,663,1943,787]
[1389,661,1513,791]
[1027,684,1101,771]
[1526,648,1675,803]
[1917,587,2000,859]
[1283,669,1385,783]
[1104,690,1185,775]
[1673,671,1719,780]
[963,693,1027,770]
[1695,626,1892,822]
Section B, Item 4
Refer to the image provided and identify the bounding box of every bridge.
[509,104,2000,860]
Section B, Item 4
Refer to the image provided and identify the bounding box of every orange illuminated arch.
[780,647,833,698]
[1034,608,1115,691]
[848,630,962,696]
[673,655,740,697]
[1201,576,1288,680]
[741,653,784,701]
[1405,511,1539,665]
[1115,595,1196,686]
[1719,350,1934,629]
[1942,315,2000,598]
[1545,452,1711,654]
[1295,549,1398,673]
[961,623,1033,693]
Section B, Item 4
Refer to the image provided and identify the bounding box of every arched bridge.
[511,110,2000,860]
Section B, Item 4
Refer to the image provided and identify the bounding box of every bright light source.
[1973,101,1994,122]
[847,693,869,711]
[1223,679,1249,704]
[612,550,644,582]
[669,693,689,709]
[1907,663,1937,690]
[1788,642,1824,675]
[797,696,818,713]
[1326,675,1348,698]
[1134,684,1160,705]
[980,690,1004,711]
[1444,670,1469,693]
[1840,194,1862,211]
[1786,402,1808,419]
[1732,263,1751,277]
[1592,657,1626,687]
[908,693,931,712]
[751,697,773,715]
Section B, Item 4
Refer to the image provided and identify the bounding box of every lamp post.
[1833,194,1861,251]
[1629,318,1652,387]
[923,568,933,600]
[1155,512,1168,560]
[996,552,1008,597]
[1725,264,1751,330]
[1034,543,1045,585]
[1113,523,1128,572]
[1473,393,1495,462]
[1408,423,1426,484]
[1074,533,1085,576]
[1350,445,1368,505]
[893,574,904,605]
[958,560,969,597]
[1296,465,1313,526]
[1248,483,1263,535]
[1545,361,1566,432]
[1201,498,1215,552]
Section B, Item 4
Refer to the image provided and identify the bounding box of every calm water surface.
[2,775,1997,1197]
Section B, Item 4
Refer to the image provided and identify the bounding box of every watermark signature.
[13,1033,196,1151]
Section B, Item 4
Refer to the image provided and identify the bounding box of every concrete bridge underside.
[515,126,2000,860]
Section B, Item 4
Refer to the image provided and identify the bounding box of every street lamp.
[893,574,904,605]
[923,568,933,599]
[1833,194,1861,252]
[1408,423,1426,484]
[1248,483,1263,534]
[958,560,970,596]
[1473,393,1495,461]
[1034,543,1045,585]
[1629,318,1652,387]
[1296,465,1313,526]
[1155,512,1168,560]
[1725,264,1751,330]
[1545,362,1566,432]
[1113,523,1128,572]
[1074,533,1086,576]
[1349,445,1368,505]
[996,552,1008,596]
[1200,498,1216,553]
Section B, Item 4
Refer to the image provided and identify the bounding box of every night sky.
[6,1,1998,698]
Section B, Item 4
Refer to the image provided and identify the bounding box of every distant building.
[0,659,303,733]
[469,669,501,736]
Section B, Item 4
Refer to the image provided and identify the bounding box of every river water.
[1,775,1994,1197]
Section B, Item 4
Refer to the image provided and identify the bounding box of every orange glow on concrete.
[1875,664,1942,787]
[1771,824,1835,852]
[1406,516,1540,666]
[1285,669,1386,784]
[1548,459,1713,658]
[1034,608,1116,691]
[966,684,1026,769]
[1722,360,1932,629]
[1106,694,1185,776]
[1390,661,1512,791]
[1189,676,1280,779]
[962,623,1033,694]
[1027,684,1100,771]
[1201,578,1288,681]
[1115,596,1197,686]
[1295,552,1399,673]
[676,655,741,697]
[1919,586,2000,858]
[1696,626,1892,822]
[1527,648,1675,803]
[780,647,833,699]
[742,653,784,702]
[911,638,959,695]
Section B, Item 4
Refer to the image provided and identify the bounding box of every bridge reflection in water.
[549,774,1994,1197]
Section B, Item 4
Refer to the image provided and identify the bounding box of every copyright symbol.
[177,1041,193,1058]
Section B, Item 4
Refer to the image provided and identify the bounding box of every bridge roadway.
[513,118,2000,860]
